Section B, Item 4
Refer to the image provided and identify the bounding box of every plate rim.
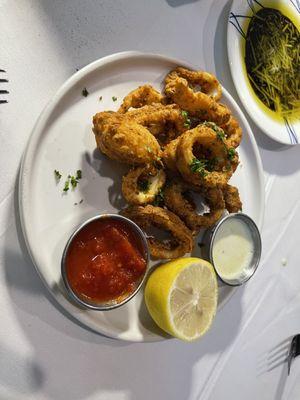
[18,51,265,341]
[227,0,300,145]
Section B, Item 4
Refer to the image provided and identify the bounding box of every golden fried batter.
[118,85,165,113]
[176,124,237,188]
[162,136,181,172]
[122,205,193,259]
[223,184,242,213]
[164,181,225,233]
[220,115,243,148]
[122,165,166,205]
[165,69,230,125]
[175,67,222,100]
[93,112,162,164]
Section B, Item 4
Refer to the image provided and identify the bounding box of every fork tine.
[0,90,9,94]
[0,69,6,72]
[0,100,8,104]
[0,78,8,83]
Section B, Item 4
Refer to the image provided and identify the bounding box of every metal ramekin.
[202,213,262,286]
[61,214,150,311]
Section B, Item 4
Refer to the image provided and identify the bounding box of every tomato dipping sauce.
[64,217,147,305]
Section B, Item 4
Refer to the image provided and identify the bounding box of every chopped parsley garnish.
[216,130,225,141]
[206,157,218,171]
[203,121,225,141]
[82,88,89,97]
[153,188,164,206]
[145,146,152,153]
[76,170,82,180]
[54,170,62,180]
[227,148,236,160]
[63,180,70,192]
[190,158,208,177]
[57,170,83,193]
[70,176,78,188]
[181,110,191,128]
[112,96,117,102]
[138,179,150,193]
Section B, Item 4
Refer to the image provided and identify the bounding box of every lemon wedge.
[144,257,218,341]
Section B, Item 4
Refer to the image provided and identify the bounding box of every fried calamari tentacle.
[93,117,162,164]
[175,67,222,100]
[122,165,166,205]
[164,70,230,125]
[223,184,242,213]
[118,85,166,113]
[176,124,237,188]
[164,181,225,233]
[122,205,193,259]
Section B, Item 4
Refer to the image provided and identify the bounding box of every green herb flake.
[153,188,164,206]
[145,146,152,153]
[63,180,70,192]
[54,169,62,180]
[112,96,117,102]
[190,158,208,177]
[82,88,89,97]
[70,176,78,188]
[138,180,150,193]
[227,148,236,160]
[181,110,191,128]
[76,170,82,180]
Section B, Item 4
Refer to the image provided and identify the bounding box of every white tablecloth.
[1,1,300,399]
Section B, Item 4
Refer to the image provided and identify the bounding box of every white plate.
[228,0,300,145]
[19,51,265,342]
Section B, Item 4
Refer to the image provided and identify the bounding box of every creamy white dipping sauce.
[212,218,255,282]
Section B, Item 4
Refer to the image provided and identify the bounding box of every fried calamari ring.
[127,104,186,144]
[220,115,243,148]
[165,69,230,125]
[122,166,166,205]
[122,205,193,259]
[162,136,181,172]
[175,67,222,100]
[176,124,237,188]
[164,181,225,233]
[223,184,242,213]
[93,118,162,164]
[118,85,166,113]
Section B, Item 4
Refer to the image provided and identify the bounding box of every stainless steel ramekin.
[202,213,262,286]
[61,214,150,311]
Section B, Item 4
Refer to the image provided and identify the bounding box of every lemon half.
[144,257,218,341]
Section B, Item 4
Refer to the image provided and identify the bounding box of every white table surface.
[1,0,300,399]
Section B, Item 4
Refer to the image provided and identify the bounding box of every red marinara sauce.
[65,218,147,304]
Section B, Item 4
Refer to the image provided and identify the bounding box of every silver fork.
[287,334,300,375]
[0,69,8,103]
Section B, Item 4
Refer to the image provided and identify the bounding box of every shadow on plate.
[165,0,200,7]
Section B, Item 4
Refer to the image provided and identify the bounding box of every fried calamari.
[176,124,238,188]
[92,66,243,259]
[122,165,166,205]
[118,85,165,113]
[164,181,225,234]
[122,205,193,259]
[165,68,230,125]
